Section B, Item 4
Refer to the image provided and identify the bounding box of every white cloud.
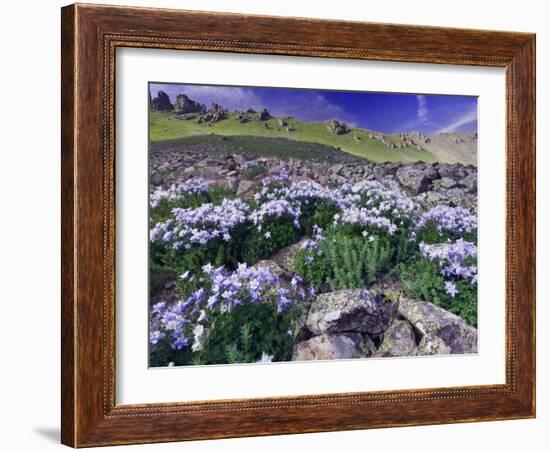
[435,109,477,134]
[416,95,428,121]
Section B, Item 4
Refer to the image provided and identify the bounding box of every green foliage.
[207,185,237,204]
[149,337,194,367]
[299,200,339,234]
[416,222,476,245]
[149,193,209,226]
[243,217,301,265]
[400,259,478,327]
[243,164,268,180]
[295,229,392,291]
[195,301,294,365]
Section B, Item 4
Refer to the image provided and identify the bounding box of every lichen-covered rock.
[252,259,286,278]
[236,179,258,197]
[292,334,361,361]
[173,93,204,114]
[396,164,439,195]
[306,289,386,335]
[271,239,308,273]
[416,334,452,356]
[151,90,173,111]
[398,298,477,354]
[374,320,417,357]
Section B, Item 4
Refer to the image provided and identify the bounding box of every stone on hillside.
[436,176,457,190]
[306,289,386,335]
[414,191,447,209]
[374,320,417,357]
[252,259,286,278]
[173,94,204,114]
[278,116,289,127]
[271,239,308,273]
[459,172,477,192]
[416,334,452,356]
[396,164,439,195]
[292,334,361,361]
[326,119,349,135]
[236,179,258,197]
[257,108,271,121]
[151,90,173,111]
[398,298,477,354]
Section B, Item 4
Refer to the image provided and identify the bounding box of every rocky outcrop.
[396,164,439,195]
[198,103,225,124]
[292,334,362,361]
[374,320,417,357]
[326,119,349,135]
[416,334,452,356]
[398,298,477,354]
[257,108,271,121]
[306,289,387,335]
[151,90,173,111]
[174,94,205,114]
[271,240,308,273]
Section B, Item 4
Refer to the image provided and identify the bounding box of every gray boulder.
[271,239,308,273]
[374,320,417,357]
[398,298,477,354]
[292,334,361,361]
[173,94,204,114]
[459,172,477,192]
[236,179,258,197]
[151,90,173,111]
[306,289,386,335]
[416,334,452,356]
[326,119,349,135]
[396,165,439,195]
[257,108,271,121]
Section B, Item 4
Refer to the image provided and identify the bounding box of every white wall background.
[0,1,546,450]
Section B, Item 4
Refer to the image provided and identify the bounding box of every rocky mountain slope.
[150,90,478,165]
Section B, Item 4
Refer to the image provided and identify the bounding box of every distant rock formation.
[173,94,205,114]
[257,108,271,121]
[326,119,349,135]
[151,90,173,111]
[198,103,226,124]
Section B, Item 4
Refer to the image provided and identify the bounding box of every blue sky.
[150,82,477,135]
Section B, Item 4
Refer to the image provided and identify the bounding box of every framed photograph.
[61,3,536,447]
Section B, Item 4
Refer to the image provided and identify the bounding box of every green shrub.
[243,217,301,265]
[196,301,294,364]
[295,229,392,291]
[299,200,339,234]
[400,259,477,327]
[243,164,268,180]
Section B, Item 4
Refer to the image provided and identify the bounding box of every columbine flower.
[264,231,272,239]
[256,352,274,363]
[417,205,477,235]
[201,263,213,274]
[191,324,206,352]
[149,178,209,208]
[420,239,477,285]
[444,281,459,297]
[149,330,165,345]
[179,270,190,280]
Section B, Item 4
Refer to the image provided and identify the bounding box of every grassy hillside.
[149,111,438,164]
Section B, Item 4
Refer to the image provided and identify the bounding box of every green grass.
[149,111,438,164]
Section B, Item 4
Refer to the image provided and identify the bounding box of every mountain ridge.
[149,90,477,165]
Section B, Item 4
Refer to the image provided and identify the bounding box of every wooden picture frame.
[61,3,536,447]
